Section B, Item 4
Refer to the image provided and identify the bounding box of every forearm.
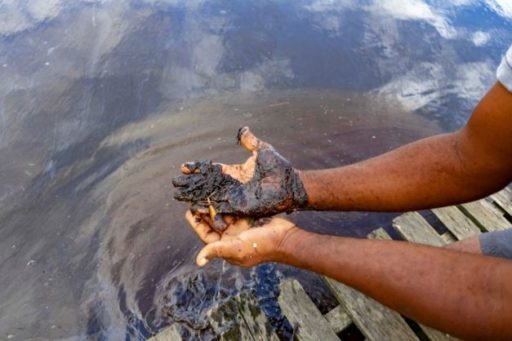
[277,228,512,340]
[299,83,512,212]
[300,132,509,212]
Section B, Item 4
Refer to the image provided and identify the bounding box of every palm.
[173,127,307,218]
[185,211,295,267]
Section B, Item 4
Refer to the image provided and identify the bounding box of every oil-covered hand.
[184,210,297,267]
[172,127,308,220]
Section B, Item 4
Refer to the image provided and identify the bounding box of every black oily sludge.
[172,146,308,222]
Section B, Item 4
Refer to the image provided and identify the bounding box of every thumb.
[196,240,229,267]
[237,126,270,152]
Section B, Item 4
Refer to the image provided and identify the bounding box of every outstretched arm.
[302,82,512,211]
[189,214,512,340]
[278,228,512,340]
[174,83,512,218]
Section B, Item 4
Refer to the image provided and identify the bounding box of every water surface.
[0,1,511,339]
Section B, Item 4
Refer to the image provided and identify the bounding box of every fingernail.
[198,257,208,267]
[236,126,248,144]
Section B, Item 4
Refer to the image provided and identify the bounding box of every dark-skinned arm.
[301,82,512,211]
[278,228,512,340]
[189,213,512,340]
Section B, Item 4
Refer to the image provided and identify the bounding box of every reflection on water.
[0,1,510,339]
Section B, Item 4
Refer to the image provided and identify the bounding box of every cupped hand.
[173,127,308,219]
[184,210,297,267]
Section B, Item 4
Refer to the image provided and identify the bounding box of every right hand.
[184,210,298,267]
[172,127,308,218]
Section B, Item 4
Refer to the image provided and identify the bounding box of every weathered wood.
[491,187,512,216]
[324,305,352,334]
[235,293,279,341]
[367,228,457,341]
[393,212,446,247]
[324,277,419,341]
[460,200,512,232]
[207,292,279,341]
[440,231,457,244]
[420,326,459,341]
[367,227,391,240]
[431,206,481,240]
[148,324,182,341]
[278,279,339,341]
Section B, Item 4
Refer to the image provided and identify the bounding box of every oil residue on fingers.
[173,144,309,219]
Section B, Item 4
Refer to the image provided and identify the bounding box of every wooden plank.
[148,324,182,341]
[431,206,481,240]
[278,279,340,341]
[367,227,391,240]
[235,293,279,341]
[324,305,352,334]
[491,187,512,216]
[420,326,459,341]
[340,227,455,341]
[393,212,446,247]
[460,200,512,232]
[324,277,419,341]
[440,231,457,244]
[367,228,457,341]
[207,292,279,341]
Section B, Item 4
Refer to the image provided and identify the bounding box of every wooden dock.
[150,186,512,341]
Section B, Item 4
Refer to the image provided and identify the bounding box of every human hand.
[172,127,308,222]
[184,210,298,267]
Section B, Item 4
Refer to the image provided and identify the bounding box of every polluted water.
[4,89,443,339]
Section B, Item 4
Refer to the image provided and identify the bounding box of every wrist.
[291,169,309,210]
[274,225,309,264]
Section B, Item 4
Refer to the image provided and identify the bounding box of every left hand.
[184,210,297,267]
[173,127,308,220]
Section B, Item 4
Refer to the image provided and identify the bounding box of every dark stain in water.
[6,87,444,341]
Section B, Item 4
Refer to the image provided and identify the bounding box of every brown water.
[1,1,511,339]
[2,89,442,339]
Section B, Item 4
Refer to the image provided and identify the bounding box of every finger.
[190,204,209,215]
[195,209,228,233]
[196,240,237,266]
[180,161,202,174]
[192,210,228,233]
[171,174,191,187]
[223,219,251,237]
[210,214,227,232]
[180,164,192,175]
[173,188,194,201]
[185,210,220,244]
[213,201,237,215]
[237,126,270,152]
[200,213,214,227]
[196,243,216,266]
[223,215,235,224]
[173,177,208,201]
[172,173,204,190]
